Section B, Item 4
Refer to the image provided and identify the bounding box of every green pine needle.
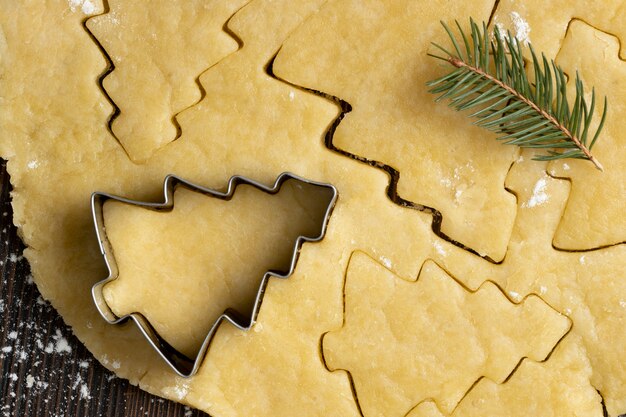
[427,18,607,171]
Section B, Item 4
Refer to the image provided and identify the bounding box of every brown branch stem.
[448,57,603,171]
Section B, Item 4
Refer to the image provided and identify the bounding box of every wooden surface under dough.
[0,159,209,417]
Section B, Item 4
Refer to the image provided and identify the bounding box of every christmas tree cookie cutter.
[90,172,338,377]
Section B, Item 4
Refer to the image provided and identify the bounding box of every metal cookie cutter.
[91,172,338,377]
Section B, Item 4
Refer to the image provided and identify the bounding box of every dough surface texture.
[103,179,334,358]
[323,252,569,415]
[0,0,624,416]
[86,0,249,162]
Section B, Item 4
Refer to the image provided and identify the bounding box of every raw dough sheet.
[0,0,624,416]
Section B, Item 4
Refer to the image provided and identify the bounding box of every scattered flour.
[510,12,531,45]
[442,162,475,205]
[508,290,522,302]
[0,258,106,409]
[111,360,121,370]
[68,0,96,15]
[9,253,23,263]
[620,301,626,308]
[454,189,463,201]
[494,12,532,46]
[82,0,95,14]
[562,163,570,171]
[79,383,91,399]
[439,177,452,188]
[379,256,392,269]
[171,382,190,401]
[288,91,295,101]
[433,241,447,257]
[27,160,39,169]
[523,177,549,208]
[579,255,586,265]
[52,329,72,354]
[539,285,548,295]
[71,374,92,400]
[25,375,35,389]
[68,0,81,10]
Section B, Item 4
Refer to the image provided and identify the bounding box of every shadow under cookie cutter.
[91,172,338,377]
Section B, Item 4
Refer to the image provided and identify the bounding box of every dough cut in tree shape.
[429,156,626,416]
[1,1,622,416]
[547,21,625,250]
[491,0,626,59]
[405,336,603,417]
[273,0,518,262]
[101,178,335,359]
[86,0,249,162]
[323,251,570,416]
[144,0,335,185]
[0,1,447,415]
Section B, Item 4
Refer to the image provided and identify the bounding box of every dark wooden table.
[0,159,209,417]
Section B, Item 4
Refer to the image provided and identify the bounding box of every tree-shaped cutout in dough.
[86,0,248,162]
[428,153,626,416]
[492,0,626,60]
[273,0,517,261]
[100,175,335,360]
[323,252,570,416]
[406,337,603,417]
[547,21,625,249]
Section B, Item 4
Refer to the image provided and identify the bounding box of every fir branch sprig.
[427,19,607,171]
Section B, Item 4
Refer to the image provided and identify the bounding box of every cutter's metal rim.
[90,172,338,377]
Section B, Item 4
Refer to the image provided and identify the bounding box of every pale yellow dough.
[406,337,603,417]
[103,180,334,358]
[0,0,624,416]
[274,0,517,261]
[0,1,434,415]
[430,155,626,415]
[86,0,248,162]
[548,21,625,249]
[493,4,626,250]
[492,0,626,61]
[324,252,569,416]
[425,21,626,414]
